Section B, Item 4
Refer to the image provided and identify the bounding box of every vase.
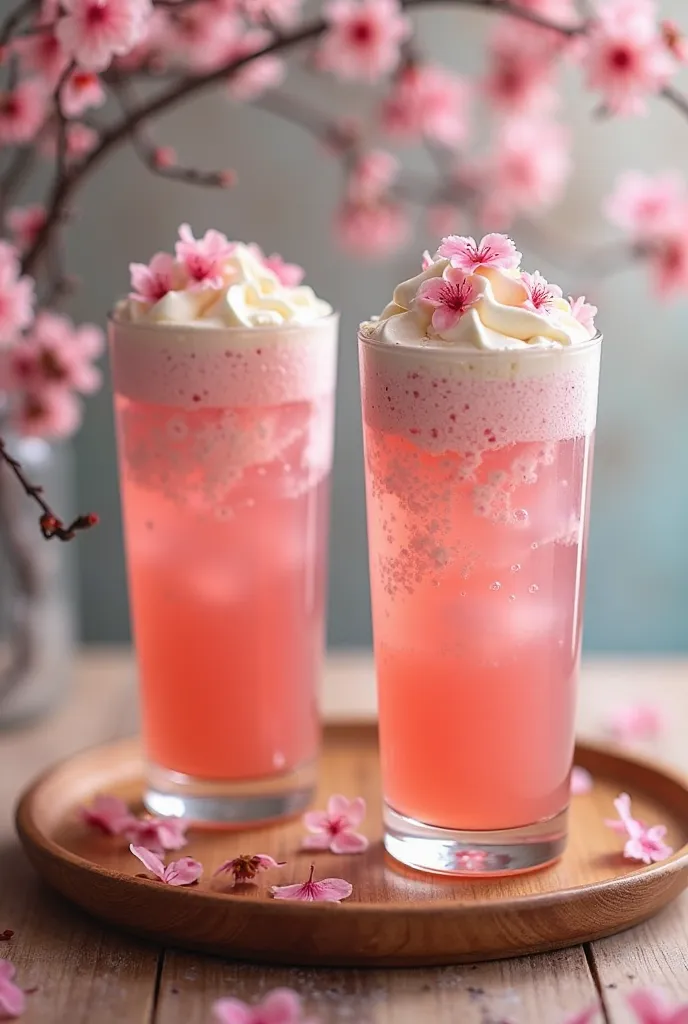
[0,425,76,728]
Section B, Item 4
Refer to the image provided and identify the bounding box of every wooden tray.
[15,725,688,967]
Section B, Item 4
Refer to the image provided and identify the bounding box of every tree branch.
[0,440,98,542]
[661,84,688,123]
[21,0,588,275]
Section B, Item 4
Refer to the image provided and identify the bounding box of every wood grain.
[15,727,688,967]
[156,948,602,1024]
[5,651,688,1020]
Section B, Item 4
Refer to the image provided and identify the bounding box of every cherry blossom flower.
[381,63,471,149]
[606,702,664,741]
[605,793,673,865]
[14,312,103,394]
[270,864,353,902]
[162,4,240,73]
[129,252,185,304]
[215,853,286,885]
[0,960,25,1019]
[334,201,409,258]
[61,69,106,117]
[303,795,369,854]
[569,296,598,335]
[416,266,480,333]
[0,246,35,347]
[15,21,69,85]
[126,816,188,855]
[437,232,521,272]
[57,0,154,72]
[479,118,571,227]
[627,988,688,1024]
[129,844,203,885]
[661,21,688,64]
[41,122,99,161]
[175,224,235,289]
[212,988,312,1024]
[492,0,578,53]
[243,0,302,28]
[570,766,593,796]
[483,37,559,117]
[319,0,411,82]
[0,80,47,146]
[582,2,676,117]
[248,245,304,287]
[604,171,687,236]
[80,794,137,835]
[228,55,285,101]
[648,225,688,299]
[347,150,399,204]
[521,270,562,312]
[13,388,81,438]
[6,206,47,252]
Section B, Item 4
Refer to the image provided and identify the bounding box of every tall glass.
[359,331,601,874]
[110,315,338,825]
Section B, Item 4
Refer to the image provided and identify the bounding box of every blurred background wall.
[63,2,688,651]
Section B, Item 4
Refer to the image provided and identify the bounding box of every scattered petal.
[271,864,352,902]
[129,844,202,885]
[570,766,593,796]
[627,987,688,1024]
[214,853,285,885]
[212,988,310,1024]
[606,702,664,742]
[301,795,369,855]
[604,793,673,865]
[126,816,188,855]
[0,960,26,1019]
[80,794,136,835]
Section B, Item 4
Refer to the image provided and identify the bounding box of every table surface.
[2,651,688,1024]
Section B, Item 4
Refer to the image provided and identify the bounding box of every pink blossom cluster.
[128,224,305,304]
[605,171,688,297]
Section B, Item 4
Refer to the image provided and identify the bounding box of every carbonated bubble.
[513,508,529,523]
[529,584,539,593]
[490,582,502,591]
[511,564,521,573]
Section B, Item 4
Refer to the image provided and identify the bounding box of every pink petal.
[129,844,165,881]
[432,306,462,333]
[330,831,369,855]
[270,882,316,901]
[259,989,304,1024]
[212,998,254,1024]
[571,766,593,796]
[301,834,333,851]
[563,1008,599,1024]
[254,855,285,870]
[80,794,134,835]
[416,277,447,306]
[326,794,353,819]
[437,234,475,267]
[163,857,203,886]
[605,820,629,834]
[303,811,331,833]
[343,796,366,829]
[479,232,522,268]
[0,961,25,1019]
[311,877,353,902]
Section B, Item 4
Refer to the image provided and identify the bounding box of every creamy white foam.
[362,251,595,358]
[116,243,332,328]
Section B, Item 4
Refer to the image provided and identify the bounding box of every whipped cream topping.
[116,241,333,329]
[362,236,597,352]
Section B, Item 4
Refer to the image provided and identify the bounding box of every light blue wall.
[57,3,688,650]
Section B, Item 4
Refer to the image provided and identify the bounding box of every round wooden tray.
[15,725,688,967]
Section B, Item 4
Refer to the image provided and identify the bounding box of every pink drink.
[360,333,601,873]
[109,316,338,823]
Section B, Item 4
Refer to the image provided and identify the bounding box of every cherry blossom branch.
[21,0,590,276]
[661,83,688,121]
[0,440,98,541]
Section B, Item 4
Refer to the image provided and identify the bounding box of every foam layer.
[359,334,601,453]
[109,316,338,409]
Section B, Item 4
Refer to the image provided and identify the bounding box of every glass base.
[144,760,316,828]
[384,802,568,876]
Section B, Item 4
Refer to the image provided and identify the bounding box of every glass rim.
[107,308,340,335]
[358,327,602,359]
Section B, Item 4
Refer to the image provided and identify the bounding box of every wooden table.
[1,651,688,1023]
